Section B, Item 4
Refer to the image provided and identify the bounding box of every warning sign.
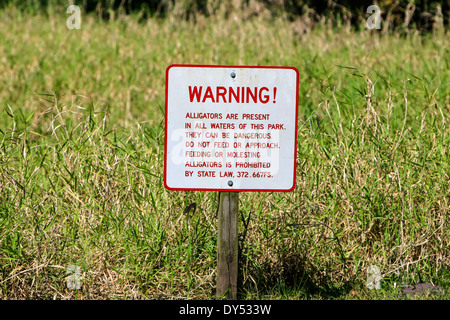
[164,64,299,192]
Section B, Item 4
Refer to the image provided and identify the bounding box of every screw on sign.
[164,65,299,298]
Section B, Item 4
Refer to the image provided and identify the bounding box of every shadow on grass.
[238,250,353,299]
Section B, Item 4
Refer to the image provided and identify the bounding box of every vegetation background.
[0,0,448,299]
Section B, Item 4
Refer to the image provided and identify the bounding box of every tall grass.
[0,6,448,299]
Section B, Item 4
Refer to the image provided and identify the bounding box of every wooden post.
[216,191,239,299]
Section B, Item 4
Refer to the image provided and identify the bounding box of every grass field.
[0,4,449,299]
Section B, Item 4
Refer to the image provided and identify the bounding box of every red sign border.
[164,64,299,192]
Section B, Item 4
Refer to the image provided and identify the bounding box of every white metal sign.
[164,64,299,192]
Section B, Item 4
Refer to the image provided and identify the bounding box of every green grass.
[0,6,448,299]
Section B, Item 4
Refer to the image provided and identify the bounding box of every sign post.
[164,64,299,298]
[216,191,239,299]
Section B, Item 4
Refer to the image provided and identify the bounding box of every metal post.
[216,191,239,299]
